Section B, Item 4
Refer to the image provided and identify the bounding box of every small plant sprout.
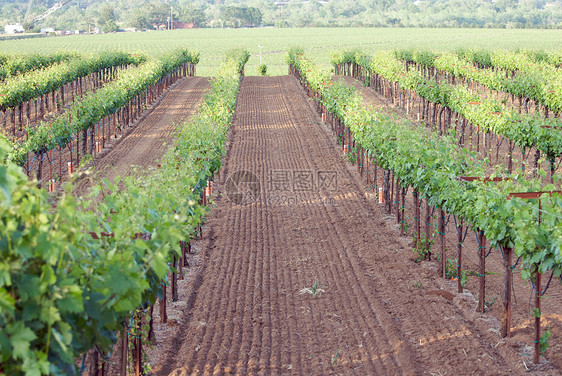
[485,296,497,308]
[299,279,325,298]
[446,258,468,287]
[412,235,433,262]
[540,327,551,355]
[331,346,341,368]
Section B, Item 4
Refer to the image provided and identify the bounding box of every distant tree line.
[221,6,262,28]
[0,0,560,31]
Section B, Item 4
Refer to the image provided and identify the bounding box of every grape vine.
[0,52,147,111]
[331,50,562,175]
[0,52,78,81]
[290,47,562,285]
[0,48,248,375]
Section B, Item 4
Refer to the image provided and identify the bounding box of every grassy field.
[1,28,561,76]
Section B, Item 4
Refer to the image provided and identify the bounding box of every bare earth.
[146,76,561,376]
[74,76,209,194]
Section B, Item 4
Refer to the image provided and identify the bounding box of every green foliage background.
[0,0,560,30]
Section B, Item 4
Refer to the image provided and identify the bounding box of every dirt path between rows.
[74,77,209,194]
[149,76,559,375]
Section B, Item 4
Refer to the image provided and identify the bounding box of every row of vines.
[332,50,562,182]
[394,49,562,118]
[0,51,79,81]
[0,50,199,190]
[0,48,249,375]
[288,47,562,364]
[0,52,148,124]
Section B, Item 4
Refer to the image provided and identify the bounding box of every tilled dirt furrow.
[160,75,551,376]
[75,77,209,194]
[229,80,305,374]
[192,209,246,373]
[319,183,524,374]
[269,78,416,374]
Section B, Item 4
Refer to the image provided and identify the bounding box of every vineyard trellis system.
[2,50,199,190]
[0,48,249,376]
[1,64,133,143]
[85,230,192,375]
[288,48,562,365]
[393,50,562,119]
[332,51,562,184]
[0,52,148,137]
[0,51,78,81]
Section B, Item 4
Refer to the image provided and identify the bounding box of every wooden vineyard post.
[424,202,431,260]
[133,312,143,376]
[365,153,370,187]
[148,304,155,342]
[202,186,207,207]
[90,349,98,376]
[478,230,486,314]
[389,171,394,214]
[534,266,542,365]
[359,148,364,175]
[121,325,128,376]
[535,199,543,364]
[457,217,464,293]
[373,159,378,193]
[400,186,406,236]
[395,178,401,226]
[501,247,513,338]
[26,101,30,131]
[439,209,445,279]
[414,189,420,249]
[171,256,178,302]
[383,170,390,214]
[508,140,514,174]
[160,282,167,324]
[18,103,23,131]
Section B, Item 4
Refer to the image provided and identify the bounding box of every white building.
[4,24,25,34]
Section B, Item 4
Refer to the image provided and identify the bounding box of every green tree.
[221,6,262,27]
[179,5,207,26]
[146,2,171,26]
[98,5,118,32]
[128,8,152,30]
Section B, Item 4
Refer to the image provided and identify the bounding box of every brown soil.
[74,77,209,194]
[147,76,560,375]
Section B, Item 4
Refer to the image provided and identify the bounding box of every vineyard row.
[288,48,562,364]
[332,50,562,181]
[0,51,80,81]
[0,48,249,376]
[2,50,198,188]
[396,50,562,117]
